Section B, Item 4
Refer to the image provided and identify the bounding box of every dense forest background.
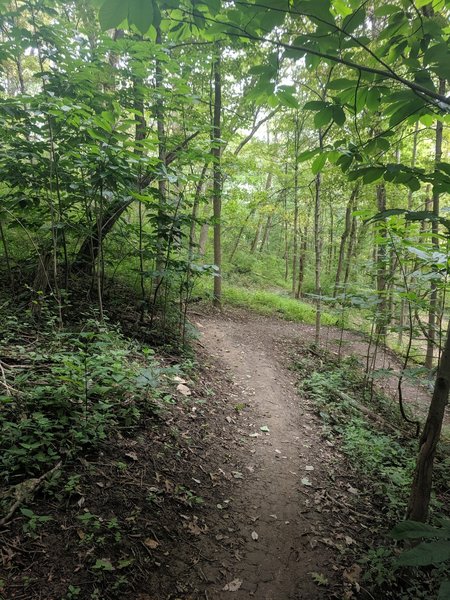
[1,0,450,598]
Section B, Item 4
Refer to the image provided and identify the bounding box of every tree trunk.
[212,46,222,308]
[399,122,419,345]
[259,214,272,253]
[425,79,445,369]
[229,208,255,261]
[407,320,450,521]
[314,132,323,344]
[292,115,300,295]
[376,183,388,335]
[334,185,359,297]
[72,132,199,271]
[155,26,167,285]
[198,223,209,257]
[343,215,358,289]
[296,229,307,299]
[188,161,209,260]
[250,216,262,253]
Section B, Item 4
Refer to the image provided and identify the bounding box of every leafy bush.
[0,314,165,484]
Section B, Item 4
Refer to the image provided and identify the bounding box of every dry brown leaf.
[223,578,243,591]
[144,538,159,550]
[177,383,191,396]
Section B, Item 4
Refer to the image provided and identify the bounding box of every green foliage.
[391,519,450,598]
[0,311,166,483]
[295,351,450,597]
[300,358,416,516]
[20,507,52,537]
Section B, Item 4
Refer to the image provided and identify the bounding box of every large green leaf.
[99,0,129,30]
[311,153,327,174]
[332,105,345,125]
[314,106,333,128]
[342,7,365,33]
[128,0,154,33]
[397,540,450,567]
[389,99,425,127]
[438,581,450,600]
[391,521,450,541]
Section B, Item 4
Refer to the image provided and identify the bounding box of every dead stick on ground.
[0,461,62,527]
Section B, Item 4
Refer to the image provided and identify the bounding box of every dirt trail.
[194,311,342,599]
[189,307,437,599]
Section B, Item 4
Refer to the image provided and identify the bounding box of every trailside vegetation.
[0,0,450,598]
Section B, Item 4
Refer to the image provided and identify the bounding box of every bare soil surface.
[3,306,436,600]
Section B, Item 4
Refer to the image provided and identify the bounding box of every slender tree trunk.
[258,172,273,254]
[155,27,167,287]
[0,218,14,292]
[212,46,222,307]
[229,225,245,261]
[314,132,323,344]
[132,69,147,318]
[283,164,289,281]
[198,223,209,257]
[343,215,358,289]
[259,215,272,253]
[376,183,388,335]
[399,122,419,345]
[188,162,209,260]
[425,79,445,369]
[407,320,450,521]
[250,216,262,253]
[229,208,255,261]
[327,201,334,275]
[334,185,359,297]
[292,115,300,295]
[296,228,307,299]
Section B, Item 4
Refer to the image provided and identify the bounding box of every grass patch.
[197,280,336,326]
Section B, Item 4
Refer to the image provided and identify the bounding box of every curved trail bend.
[196,311,339,599]
[186,308,432,599]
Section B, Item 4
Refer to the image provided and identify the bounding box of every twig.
[0,461,62,527]
[0,360,14,396]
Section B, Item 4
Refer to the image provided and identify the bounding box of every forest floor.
[1,306,441,600]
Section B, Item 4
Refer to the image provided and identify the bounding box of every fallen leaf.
[125,452,138,461]
[310,571,329,586]
[301,477,312,486]
[144,538,159,549]
[343,563,362,585]
[232,471,243,479]
[259,425,270,432]
[345,536,356,546]
[173,376,186,384]
[223,578,242,592]
[251,531,259,541]
[177,383,191,396]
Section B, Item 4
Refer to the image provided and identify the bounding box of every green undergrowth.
[0,305,183,487]
[292,349,450,599]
